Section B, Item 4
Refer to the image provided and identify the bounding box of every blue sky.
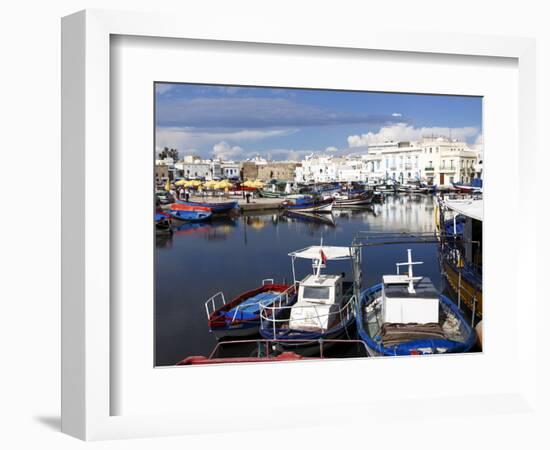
[155,83,482,161]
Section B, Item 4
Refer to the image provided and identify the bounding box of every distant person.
[185,191,190,202]
[246,193,251,204]
[242,190,246,199]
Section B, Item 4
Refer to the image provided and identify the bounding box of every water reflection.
[155,194,440,366]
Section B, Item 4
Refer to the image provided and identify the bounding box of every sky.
[155,83,482,161]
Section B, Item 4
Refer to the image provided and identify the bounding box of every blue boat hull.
[356,284,476,357]
[168,209,212,222]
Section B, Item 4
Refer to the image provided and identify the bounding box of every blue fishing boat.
[356,249,476,356]
[175,199,238,213]
[259,244,359,355]
[167,208,212,222]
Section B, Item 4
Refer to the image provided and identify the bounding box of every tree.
[158,147,179,161]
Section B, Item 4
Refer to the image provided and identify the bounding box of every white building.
[365,137,480,185]
[221,161,240,179]
[295,155,339,183]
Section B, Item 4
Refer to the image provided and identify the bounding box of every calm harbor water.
[155,194,442,366]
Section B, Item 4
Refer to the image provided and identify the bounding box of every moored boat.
[176,199,238,213]
[436,197,483,321]
[281,197,334,213]
[333,191,373,208]
[205,280,296,340]
[167,208,212,222]
[176,338,368,365]
[259,244,360,355]
[155,211,173,235]
[356,249,476,356]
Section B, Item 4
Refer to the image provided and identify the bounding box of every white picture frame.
[61,9,539,441]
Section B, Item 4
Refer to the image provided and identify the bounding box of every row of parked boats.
[178,230,478,365]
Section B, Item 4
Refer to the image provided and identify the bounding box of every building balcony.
[424,166,434,172]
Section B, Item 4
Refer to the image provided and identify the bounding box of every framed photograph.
[62,9,538,441]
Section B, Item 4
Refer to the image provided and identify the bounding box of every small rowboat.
[169,202,211,213]
[176,199,238,213]
[167,208,212,222]
[452,182,482,194]
[333,191,373,208]
[205,280,296,340]
[282,197,334,213]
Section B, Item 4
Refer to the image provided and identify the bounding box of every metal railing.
[204,291,226,319]
[259,294,357,337]
[207,338,369,359]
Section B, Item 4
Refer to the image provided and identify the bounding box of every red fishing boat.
[205,279,296,339]
[169,202,211,212]
[176,339,368,365]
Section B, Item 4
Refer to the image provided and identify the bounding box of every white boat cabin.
[289,274,345,330]
[381,249,439,325]
[287,245,355,331]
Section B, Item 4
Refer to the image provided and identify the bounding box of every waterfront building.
[257,162,302,182]
[220,161,240,180]
[366,137,480,185]
[294,155,339,183]
[155,164,170,185]
[240,155,269,180]
[174,157,222,180]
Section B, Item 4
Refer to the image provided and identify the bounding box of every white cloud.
[325,146,339,152]
[156,127,295,153]
[347,123,480,147]
[212,141,245,159]
[155,84,174,95]
[391,112,402,117]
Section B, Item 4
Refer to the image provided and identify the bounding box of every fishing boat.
[155,211,173,235]
[333,191,373,208]
[259,244,360,355]
[436,197,483,321]
[205,279,296,340]
[169,202,211,213]
[356,249,476,356]
[258,189,289,198]
[176,339,368,365]
[397,182,432,194]
[452,182,482,194]
[167,208,212,222]
[176,199,238,213]
[281,197,334,213]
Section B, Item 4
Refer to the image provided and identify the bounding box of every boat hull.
[176,199,238,213]
[333,197,372,207]
[208,283,296,340]
[282,199,334,213]
[356,284,477,356]
[167,209,212,222]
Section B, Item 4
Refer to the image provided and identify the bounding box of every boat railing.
[262,278,275,286]
[259,294,357,337]
[205,338,369,360]
[204,291,226,319]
